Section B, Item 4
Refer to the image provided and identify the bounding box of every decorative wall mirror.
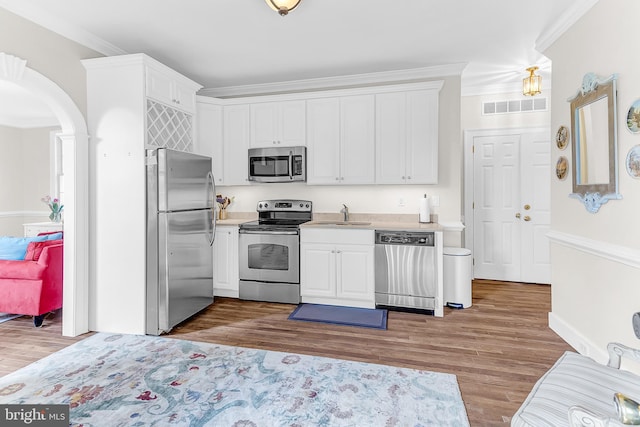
[568,73,621,213]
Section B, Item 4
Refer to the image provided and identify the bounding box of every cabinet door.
[300,243,336,298]
[173,80,196,114]
[406,90,438,184]
[223,105,250,185]
[146,66,174,106]
[251,101,306,147]
[340,95,375,184]
[306,98,341,185]
[195,102,223,183]
[280,100,306,146]
[375,92,407,184]
[336,244,374,304]
[213,226,239,297]
[250,102,279,147]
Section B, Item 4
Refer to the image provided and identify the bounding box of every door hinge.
[472,145,475,153]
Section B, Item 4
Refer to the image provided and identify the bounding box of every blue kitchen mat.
[288,303,388,329]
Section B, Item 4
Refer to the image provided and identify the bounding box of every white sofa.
[512,343,640,427]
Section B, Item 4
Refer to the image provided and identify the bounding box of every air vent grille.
[483,98,547,115]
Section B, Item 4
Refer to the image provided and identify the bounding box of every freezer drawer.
[147,209,214,335]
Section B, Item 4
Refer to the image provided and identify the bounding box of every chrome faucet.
[340,204,349,222]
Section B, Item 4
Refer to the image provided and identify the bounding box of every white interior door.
[520,131,551,283]
[473,134,521,282]
[466,128,551,284]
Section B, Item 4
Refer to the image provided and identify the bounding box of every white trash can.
[443,247,472,308]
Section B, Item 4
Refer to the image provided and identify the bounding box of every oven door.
[239,230,300,283]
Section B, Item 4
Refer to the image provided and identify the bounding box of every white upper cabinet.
[250,100,306,148]
[223,104,250,186]
[195,99,223,183]
[306,95,375,185]
[376,89,439,184]
[146,64,199,114]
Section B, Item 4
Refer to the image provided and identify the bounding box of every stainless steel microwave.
[248,146,306,183]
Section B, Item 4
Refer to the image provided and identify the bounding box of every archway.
[0,52,89,336]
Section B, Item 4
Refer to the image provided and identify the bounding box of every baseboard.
[548,311,608,363]
[213,288,239,299]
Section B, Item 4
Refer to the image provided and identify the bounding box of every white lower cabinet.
[213,225,239,298]
[300,228,374,308]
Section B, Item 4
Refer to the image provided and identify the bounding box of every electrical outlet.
[398,198,406,207]
[431,195,440,207]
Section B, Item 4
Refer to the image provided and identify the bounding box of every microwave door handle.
[289,151,293,180]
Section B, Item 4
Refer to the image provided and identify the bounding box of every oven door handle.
[239,229,299,235]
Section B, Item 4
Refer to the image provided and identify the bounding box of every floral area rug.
[0,333,469,426]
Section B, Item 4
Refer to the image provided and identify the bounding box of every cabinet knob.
[515,213,521,219]
[524,204,531,210]
[335,177,340,181]
[524,215,531,222]
[401,176,405,180]
[407,176,412,179]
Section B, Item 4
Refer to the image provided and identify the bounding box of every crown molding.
[200,63,466,98]
[0,1,126,56]
[535,0,599,53]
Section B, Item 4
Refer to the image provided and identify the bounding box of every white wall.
[545,0,640,362]
[0,125,57,236]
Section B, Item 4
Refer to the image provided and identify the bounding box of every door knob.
[524,215,531,221]
[515,213,521,219]
[524,204,531,210]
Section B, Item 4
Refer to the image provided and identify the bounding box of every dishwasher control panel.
[375,231,435,246]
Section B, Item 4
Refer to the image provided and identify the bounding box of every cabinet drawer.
[301,228,373,245]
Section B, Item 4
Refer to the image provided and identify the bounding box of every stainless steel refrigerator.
[146,148,216,335]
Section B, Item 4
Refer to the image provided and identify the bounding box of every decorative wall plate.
[556,156,568,180]
[627,100,640,133]
[626,145,640,178]
[556,125,569,150]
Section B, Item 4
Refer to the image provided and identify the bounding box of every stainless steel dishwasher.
[374,230,441,315]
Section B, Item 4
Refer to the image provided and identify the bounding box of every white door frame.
[463,127,549,280]
[0,53,89,336]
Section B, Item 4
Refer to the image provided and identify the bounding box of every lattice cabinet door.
[146,99,194,152]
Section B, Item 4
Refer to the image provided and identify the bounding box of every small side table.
[23,222,63,237]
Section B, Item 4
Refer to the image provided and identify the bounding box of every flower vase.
[50,212,62,223]
[219,209,228,220]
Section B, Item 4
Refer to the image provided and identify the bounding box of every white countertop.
[216,213,462,232]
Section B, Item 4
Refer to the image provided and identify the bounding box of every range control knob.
[258,203,263,209]
[305,203,310,208]
[299,203,303,207]
[264,203,268,208]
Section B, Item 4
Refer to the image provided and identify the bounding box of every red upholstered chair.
[0,239,63,327]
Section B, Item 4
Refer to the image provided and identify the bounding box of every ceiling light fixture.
[265,0,302,16]
[523,66,542,96]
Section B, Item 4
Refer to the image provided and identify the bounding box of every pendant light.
[523,66,542,96]
[265,0,302,16]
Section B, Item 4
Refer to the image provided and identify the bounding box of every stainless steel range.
[239,199,312,304]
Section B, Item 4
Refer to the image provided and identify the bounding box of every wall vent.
[482,97,547,115]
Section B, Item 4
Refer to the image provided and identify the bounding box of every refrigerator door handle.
[208,171,216,246]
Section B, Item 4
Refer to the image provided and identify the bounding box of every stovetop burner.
[239,199,312,231]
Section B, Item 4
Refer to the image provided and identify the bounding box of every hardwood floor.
[0,280,572,426]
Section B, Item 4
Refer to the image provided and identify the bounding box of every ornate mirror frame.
[568,73,621,213]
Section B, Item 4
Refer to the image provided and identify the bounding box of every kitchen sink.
[311,221,371,226]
